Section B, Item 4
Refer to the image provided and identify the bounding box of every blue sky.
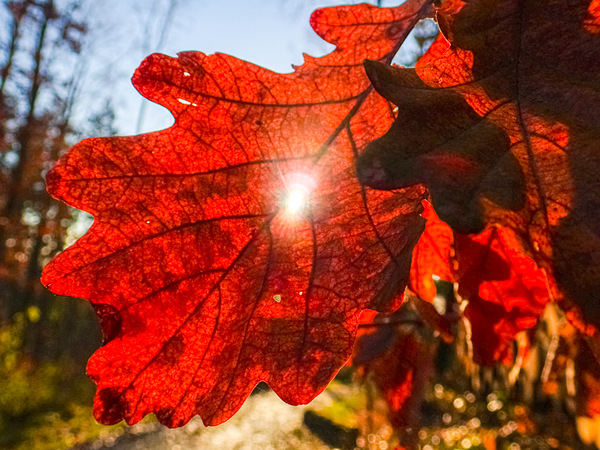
[1,0,420,135]
[77,0,410,135]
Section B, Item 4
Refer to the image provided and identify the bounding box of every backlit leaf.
[42,1,432,427]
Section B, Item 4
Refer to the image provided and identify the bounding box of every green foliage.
[0,312,118,449]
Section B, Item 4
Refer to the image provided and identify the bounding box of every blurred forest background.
[0,0,114,447]
[0,0,599,449]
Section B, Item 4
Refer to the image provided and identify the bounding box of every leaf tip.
[94,387,127,426]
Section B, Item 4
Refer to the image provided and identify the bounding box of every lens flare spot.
[286,190,307,214]
[282,172,317,216]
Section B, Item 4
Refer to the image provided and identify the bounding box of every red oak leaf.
[41,1,433,427]
[357,0,600,327]
[411,202,550,365]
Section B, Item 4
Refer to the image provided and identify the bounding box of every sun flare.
[285,189,307,214]
[282,172,317,216]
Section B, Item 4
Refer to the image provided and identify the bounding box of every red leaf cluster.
[411,202,550,365]
[358,0,600,330]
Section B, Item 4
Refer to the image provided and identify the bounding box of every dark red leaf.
[41,1,432,427]
[357,0,600,328]
[352,310,399,368]
[357,327,435,431]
